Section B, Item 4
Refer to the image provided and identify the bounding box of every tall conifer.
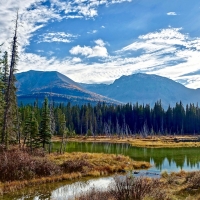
[39,97,51,149]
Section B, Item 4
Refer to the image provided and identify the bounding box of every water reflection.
[53,142,200,172]
[51,177,113,200]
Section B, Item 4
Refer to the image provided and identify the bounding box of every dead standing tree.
[2,12,20,149]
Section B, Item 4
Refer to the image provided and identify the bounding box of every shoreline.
[57,135,200,148]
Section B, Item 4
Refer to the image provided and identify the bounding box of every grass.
[48,152,151,175]
[61,135,200,148]
[0,148,150,195]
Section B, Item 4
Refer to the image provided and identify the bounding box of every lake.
[53,141,200,172]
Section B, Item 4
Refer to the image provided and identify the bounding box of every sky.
[1,0,200,88]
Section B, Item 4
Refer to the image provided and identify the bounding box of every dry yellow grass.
[62,135,200,148]
[159,171,200,200]
[48,152,151,171]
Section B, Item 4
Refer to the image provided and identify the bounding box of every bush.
[109,176,165,200]
[75,188,112,200]
[61,159,92,173]
[76,175,169,200]
[186,171,200,189]
[0,149,61,182]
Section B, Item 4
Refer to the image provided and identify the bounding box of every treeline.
[19,100,200,139]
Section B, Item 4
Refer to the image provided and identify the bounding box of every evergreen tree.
[23,111,39,150]
[39,97,51,149]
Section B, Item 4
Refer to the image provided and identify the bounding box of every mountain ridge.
[80,73,200,108]
[15,70,120,105]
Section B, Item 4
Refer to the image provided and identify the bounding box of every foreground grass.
[74,171,200,200]
[62,135,200,148]
[0,148,150,195]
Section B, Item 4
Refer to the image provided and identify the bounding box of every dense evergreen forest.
[19,100,200,139]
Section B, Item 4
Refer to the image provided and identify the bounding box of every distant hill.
[15,70,120,106]
[81,73,200,108]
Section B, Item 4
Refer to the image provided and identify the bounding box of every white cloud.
[69,39,108,57]
[0,0,62,53]
[50,0,132,18]
[72,57,82,63]
[167,12,177,16]
[38,32,78,43]
[87,30,98,34]
[114,28,200,88]
[95,39,106,47]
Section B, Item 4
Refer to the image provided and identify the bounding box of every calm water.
[3,142,200,199]
[53,141,200,172]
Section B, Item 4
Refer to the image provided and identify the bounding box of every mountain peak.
[81,72,200,108]
[16,70,120,105]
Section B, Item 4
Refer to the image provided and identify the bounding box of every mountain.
[15,70,120,106]
[81,73,200,108]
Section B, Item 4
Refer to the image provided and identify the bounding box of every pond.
[53,141,200,172]
[2,142,200,199]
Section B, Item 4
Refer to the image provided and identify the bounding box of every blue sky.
[1,0,200,88]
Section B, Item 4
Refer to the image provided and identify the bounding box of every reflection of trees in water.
[130,147,200,170]
[64,142,200,171]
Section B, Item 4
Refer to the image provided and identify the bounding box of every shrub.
[109,176,164,200]
[0,149,61,182]
[61,159,92,173]
[75,188,112,200]
[187,171,200,189]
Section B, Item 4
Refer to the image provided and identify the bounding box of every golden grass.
[1,172,82,194]
[48,152,151,171]
[159,171,200,200]
[62,135,200,148]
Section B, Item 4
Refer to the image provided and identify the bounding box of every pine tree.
[23,111,39,150]
[39,97,51,149]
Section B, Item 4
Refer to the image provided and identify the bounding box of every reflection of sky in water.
[49,177,114,200]
[149,157,200,173]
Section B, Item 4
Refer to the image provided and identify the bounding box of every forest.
[19,99,200,139]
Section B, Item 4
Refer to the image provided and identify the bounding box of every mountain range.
[15,70,119,106]
[15,70,200,108]
[81,73,200,108]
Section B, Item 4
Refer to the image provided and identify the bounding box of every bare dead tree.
[2,12,19,149]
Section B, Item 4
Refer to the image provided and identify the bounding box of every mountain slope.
[15,70,120,105]
[81,73,200,108]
